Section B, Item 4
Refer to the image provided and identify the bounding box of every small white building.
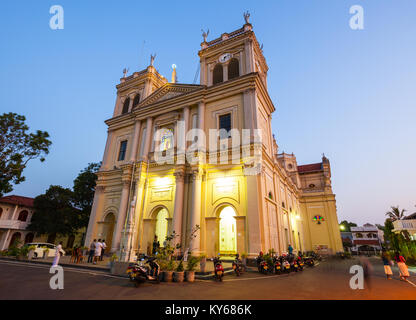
[0,195,36,250]
[350,223,383,254]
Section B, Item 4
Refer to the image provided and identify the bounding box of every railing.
[0,220,29,230]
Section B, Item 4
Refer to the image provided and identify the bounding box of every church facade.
[84,18,343,260]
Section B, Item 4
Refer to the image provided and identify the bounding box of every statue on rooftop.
[201,29,209,42]
[150,53,156,66]
[122,68,129,78]
[244,11,250,24]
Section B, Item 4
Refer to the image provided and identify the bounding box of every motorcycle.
[256,253,269,274]
[280,255,291,273]
[213,256,224,281]
[232,254,244,276]
[288,254,299,272]
[126,256,160,287]
[296,256,304,271]
[273,256,282,275]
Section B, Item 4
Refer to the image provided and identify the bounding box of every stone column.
[112,180,131,252]
[84,186,105,247]
[129,120,142,162]
[171,168,186,249]
[189,168,203,255]
[142,117,154,160]
[197,102,205,153]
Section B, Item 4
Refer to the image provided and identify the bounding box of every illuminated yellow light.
[154,177,171,188]
[340,225,346,231]
[216,177,235,193]
[296,215,301,220]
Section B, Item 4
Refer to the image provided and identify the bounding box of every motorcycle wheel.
[219,275,223,282]
[235,270,240,277]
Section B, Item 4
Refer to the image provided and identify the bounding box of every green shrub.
[176,260,184,272]
[166,259,176,271]
[186,256,200,271]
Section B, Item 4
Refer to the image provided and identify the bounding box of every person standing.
[395,252,410,281]
[152,236,160,255]
[288,244,293,255]
[52,242,65,267]
[381,250,393,280]
[93,239,103,265]
[100,239,106,261]
[88,239,96,263]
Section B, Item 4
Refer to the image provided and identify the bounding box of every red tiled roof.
[0,195,34,208]
[297,163,322,173]
[353,240,380,245]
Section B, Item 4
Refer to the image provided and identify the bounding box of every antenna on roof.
[193,63,200,84]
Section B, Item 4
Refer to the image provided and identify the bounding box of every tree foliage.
[385,206,406,221]
[339,220,357,232]
[72,162,101,228]
[28,186,82,237]
[0,113,52,196]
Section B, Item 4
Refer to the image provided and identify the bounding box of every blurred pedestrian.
[395,252,410,281]
[52,241,65,267]
[100,239,106,261]
[88,239,96,263]
[359,253,373,290]
[381,250,393,280]
[93,239,103,265]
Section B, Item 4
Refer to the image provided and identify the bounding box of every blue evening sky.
[1,1,415,225]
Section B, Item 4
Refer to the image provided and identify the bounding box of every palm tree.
[385,206,406,221]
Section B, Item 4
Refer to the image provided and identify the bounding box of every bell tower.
[198,13,268,88]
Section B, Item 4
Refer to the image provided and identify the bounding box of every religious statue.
[244,11,250,24]
[122,68,129,78]
[201,29,209,42]
[150,53,156,66]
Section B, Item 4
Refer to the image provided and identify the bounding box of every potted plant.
[28,245,37,259]
[109,254,118,269]
[199,253,207,273]
[163,259,175,282]
[185,256,199,282]
[173,260,185,282]
[17,246,29,261]
[43,247,50,259]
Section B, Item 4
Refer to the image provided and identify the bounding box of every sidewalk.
[0,255,111,272]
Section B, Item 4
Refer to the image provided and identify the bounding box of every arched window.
[18,210,28,222]
[121,97,130,114]
[24,233,34,244]
[228,58,239,80]
[132,94,141,108]
[356,233,363,238]
[0,207,3,219]
[213,64,223,85]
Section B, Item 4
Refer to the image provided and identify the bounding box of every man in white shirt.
[93,239,103,265]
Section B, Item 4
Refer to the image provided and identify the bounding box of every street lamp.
[340,225,346,231]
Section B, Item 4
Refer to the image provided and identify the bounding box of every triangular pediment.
[136,83,203,108]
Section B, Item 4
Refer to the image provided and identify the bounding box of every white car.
[25,243,62,258]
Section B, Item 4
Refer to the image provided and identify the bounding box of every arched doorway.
[9,232,21,248]
[24,233,34,244]
[102,213,115,253]
[219,206,237,255]
[155,208,169,247]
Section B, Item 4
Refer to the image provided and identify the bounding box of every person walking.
[93,239,103,265]
[381,250,393,280]
[100,239,106,261]
[52,242,65,267]
[395,252,410,281]
[88,239,96,263]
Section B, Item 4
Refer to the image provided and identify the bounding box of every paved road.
[0,258,415,300]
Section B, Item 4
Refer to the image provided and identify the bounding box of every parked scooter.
[256,252,269,274]
[273,255,282,275]
[280,255,291,273]
[288,254,299,272]
[213,255,224,281]
[232,254,244,276]
[296,255,304,271]
[126,256,160,287]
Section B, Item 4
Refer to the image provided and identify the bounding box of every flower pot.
[185,270,195,282]
[173,271,184,282]
[164,271,173,282]
[43,251,49,259]
[28,250,35,260]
